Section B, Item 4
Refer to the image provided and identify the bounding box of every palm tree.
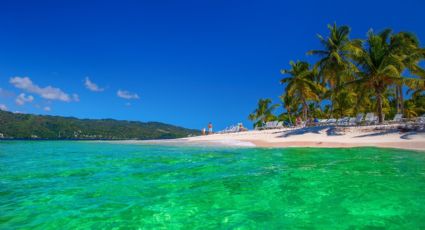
[352,29,424,123]
[279,94,297,124]
[281,61,325,120]
[403,100,420,118]
[248,98,278,128]
[308,23,360,116]
[308,102,324,119]
[353,84,374,115]
[390,32,425,114]
[333,89,357,117]
[250,25,424,125]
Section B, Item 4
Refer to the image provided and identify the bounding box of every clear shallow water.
[1,141,425,229]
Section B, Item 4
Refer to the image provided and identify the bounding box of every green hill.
[0,111,200,140]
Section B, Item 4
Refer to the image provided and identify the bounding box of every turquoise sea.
[1,141,425,229]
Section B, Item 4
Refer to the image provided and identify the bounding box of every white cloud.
[16,93,34,105]
[84,77,104,92]
[72,94,80,102]
[117,90,139,100]
[9,77,78,102]
[43,106,51,112]
[0,104,8,111]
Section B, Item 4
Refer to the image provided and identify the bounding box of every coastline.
[181,126,425,151]
[246,139,425,150]
[30,125,424,151]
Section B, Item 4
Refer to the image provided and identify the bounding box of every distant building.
[0,133,4,138]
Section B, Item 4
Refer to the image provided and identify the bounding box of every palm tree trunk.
[331,73,339,119]
[376,91,384,124]
[399,85,404,115]
[287,107,292,125]
[302,99,308,121]
[396,85,401,114]
[329,92,335,119]
[395,85,405,115]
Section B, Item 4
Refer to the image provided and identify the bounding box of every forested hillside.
[0,111,199,140]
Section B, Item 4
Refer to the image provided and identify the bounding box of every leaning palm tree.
[308,23,361,116]
[248,98,278,128]
[352,29,424,123]
[281,61,325,120]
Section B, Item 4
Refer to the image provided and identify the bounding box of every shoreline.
[181,126,425,151]
[6,126,423,151]
[245,139,425,151]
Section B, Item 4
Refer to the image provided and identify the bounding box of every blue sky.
[0,0,424,130]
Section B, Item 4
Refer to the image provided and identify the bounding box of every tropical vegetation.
[248,98,279,128]
[250,23,425,127]
[0,110,199,139]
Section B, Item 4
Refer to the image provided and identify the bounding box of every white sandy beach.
[181,126,425,151]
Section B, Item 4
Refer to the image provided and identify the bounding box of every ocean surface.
[1,141,425,229]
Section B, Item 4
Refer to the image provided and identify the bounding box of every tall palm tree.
[281,61,325,120]
[248,98,278,128]
[352,29,424,123]
[390,32,425,114]
[308,23,361,116]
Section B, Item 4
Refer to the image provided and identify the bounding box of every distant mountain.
[0,110,200,140]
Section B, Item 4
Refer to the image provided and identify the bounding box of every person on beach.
[296,117,302,126]
[202,128,206,135]
[239,123,248,132]
[208,122,213,134]
[308,117,314,126]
